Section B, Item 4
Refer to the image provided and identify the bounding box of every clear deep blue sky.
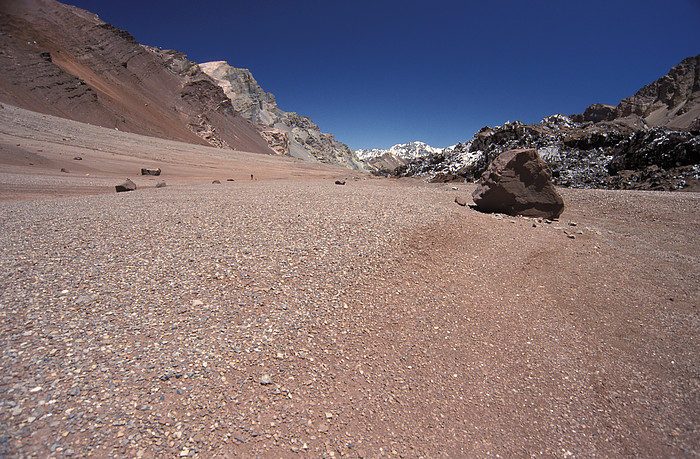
[67,0,700,150]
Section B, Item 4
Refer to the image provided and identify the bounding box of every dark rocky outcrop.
[472,149,564,218]
[608,128,700,173]
[391,55,700,191]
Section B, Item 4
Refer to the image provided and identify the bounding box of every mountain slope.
[199,61,365,170]
[573,55,700,130]
[0,0,275,154]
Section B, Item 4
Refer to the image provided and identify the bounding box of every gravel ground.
[0,179,698,458]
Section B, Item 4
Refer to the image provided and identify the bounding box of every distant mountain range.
[0,0,363,170]
[362,55,700,191]
[0,0,696,188]
[356,142,444,161]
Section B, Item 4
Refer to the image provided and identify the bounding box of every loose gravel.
[1,180,698,457]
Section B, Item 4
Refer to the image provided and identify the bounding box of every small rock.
[10,406,22,416]
[140,168,161,176]
[226,178,235,181]
[191,300,203,306]
[115,178,136,193]
[73,156,82,161]
[212,180,221,184]
[454,196,468,206]
[75,295,96,305]
[155,181,166,188]
[261,374,272,385]
[67,388,80,396]
[60,168,69,173]
[335,180,346,185]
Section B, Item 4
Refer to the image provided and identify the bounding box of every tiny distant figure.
[251,173,254,180]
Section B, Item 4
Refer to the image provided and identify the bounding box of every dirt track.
[0,105,698,457]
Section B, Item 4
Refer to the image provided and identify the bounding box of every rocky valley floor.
[0,105,698,457]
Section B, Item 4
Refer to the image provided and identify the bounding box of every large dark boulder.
[472,149,564,218]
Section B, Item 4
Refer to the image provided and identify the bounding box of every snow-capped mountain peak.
[355,141,443,161]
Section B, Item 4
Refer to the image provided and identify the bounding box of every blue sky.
[68,0,700,150]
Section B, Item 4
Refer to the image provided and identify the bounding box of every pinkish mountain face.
[0,0,275,154]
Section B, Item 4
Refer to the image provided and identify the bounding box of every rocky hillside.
[0,0,276,154]
[388,55,700,191]
[572,55,700,130]
[199,61,365,170]
[0,0,364,170]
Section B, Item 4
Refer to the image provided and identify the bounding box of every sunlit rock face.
[199,61,366,170]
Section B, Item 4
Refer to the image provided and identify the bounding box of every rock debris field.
[1,180,698,458]
[0,106,698,457]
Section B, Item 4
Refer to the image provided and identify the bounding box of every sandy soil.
[0,104,352,201]
[0,104,698,457]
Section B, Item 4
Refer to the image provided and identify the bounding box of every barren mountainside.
[198,61,365,170]
[573,55,700,130]
[0,0,279,154]
[0,0,363,169]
